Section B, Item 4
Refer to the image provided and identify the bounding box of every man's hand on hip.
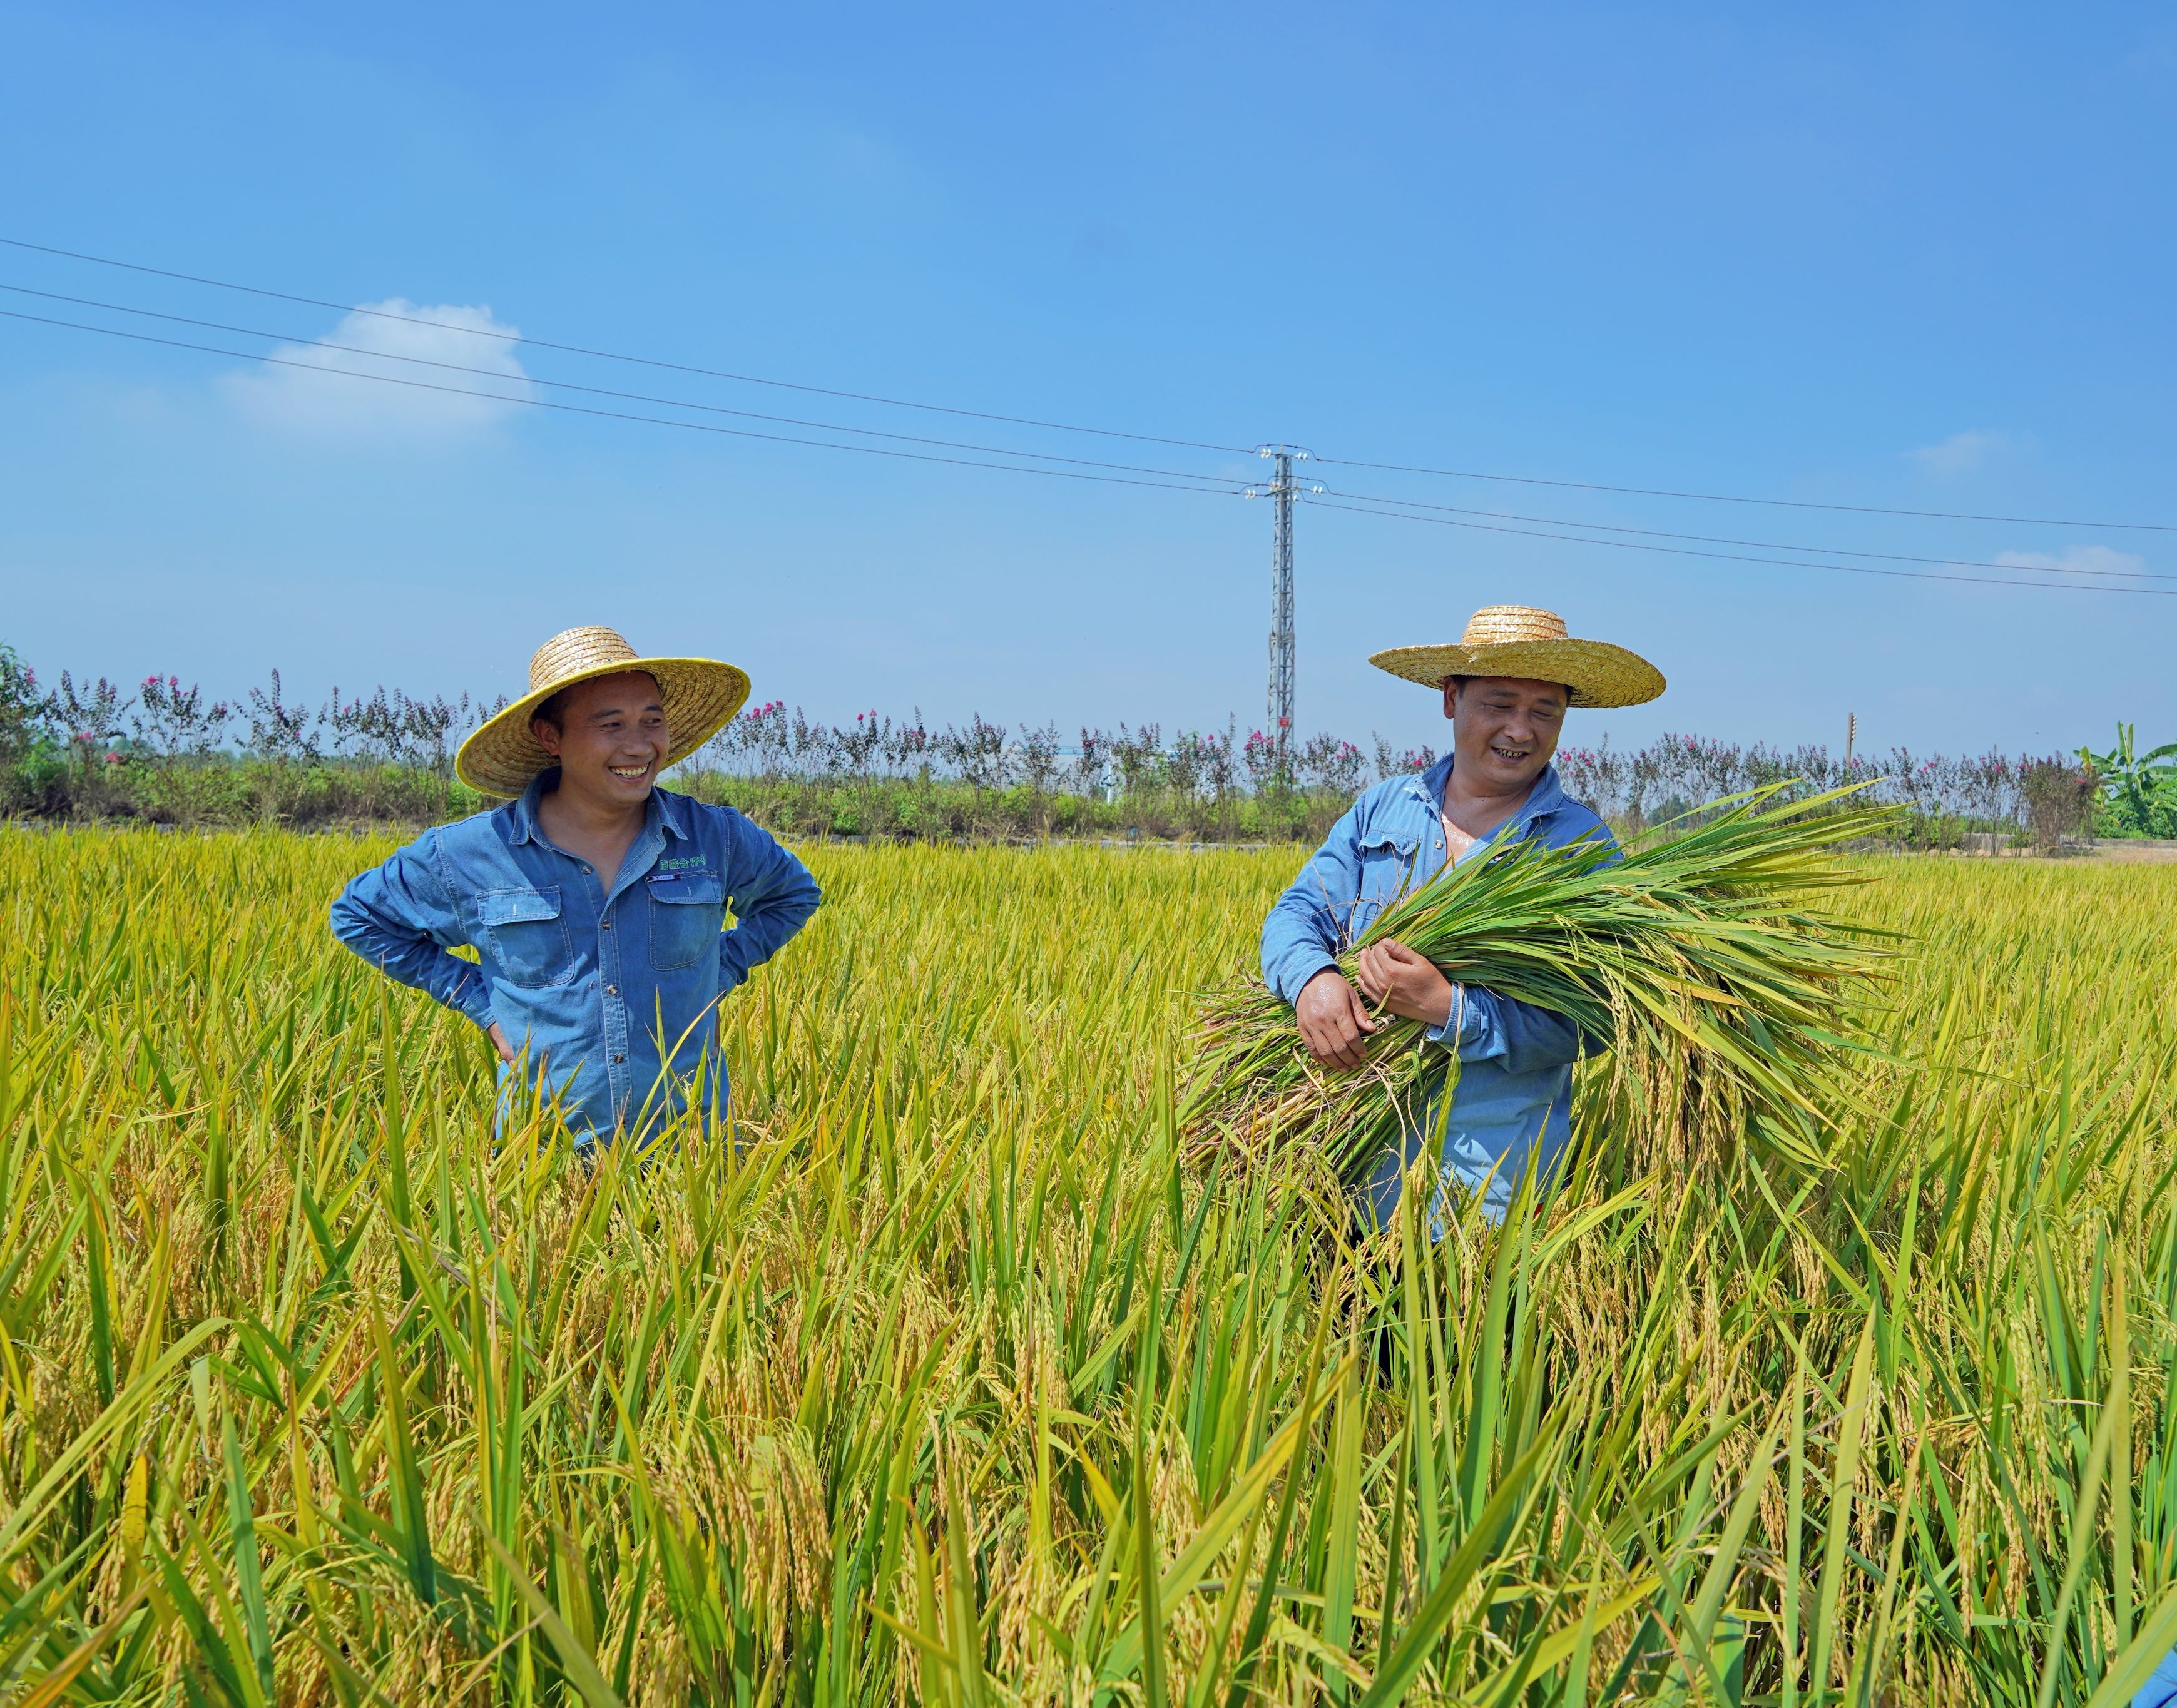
[1354,938,1456,1029]
[1296,968,1377,1070]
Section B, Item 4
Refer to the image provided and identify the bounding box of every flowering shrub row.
[702,703,1390,802]
[0,643,2120,843]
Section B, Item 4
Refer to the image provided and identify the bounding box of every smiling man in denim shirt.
[331,626,820,1146]
[1260,606,1665,1226]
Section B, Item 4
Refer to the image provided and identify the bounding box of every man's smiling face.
[1440,675,1568,793]
[532,671,670,808]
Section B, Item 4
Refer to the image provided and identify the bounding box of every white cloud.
[223,300,534,438]
[1995,543,2151,582]
[1909,429,2013,476]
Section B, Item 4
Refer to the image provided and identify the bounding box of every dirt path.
[2085,839,2177,864]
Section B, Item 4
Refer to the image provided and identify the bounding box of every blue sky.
[2,1,2171,760]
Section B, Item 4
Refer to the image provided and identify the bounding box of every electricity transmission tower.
[1248,445,1318,760]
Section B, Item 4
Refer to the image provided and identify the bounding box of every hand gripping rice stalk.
[1184,786,1900,1188]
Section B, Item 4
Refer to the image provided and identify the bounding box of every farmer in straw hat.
[331,626,820,1146]
[1260,604,1664,1225]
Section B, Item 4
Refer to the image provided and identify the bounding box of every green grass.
[1,830,2174,1704]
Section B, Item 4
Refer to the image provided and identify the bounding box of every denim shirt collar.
[1402,753,1570,845]
[505,769,691,850]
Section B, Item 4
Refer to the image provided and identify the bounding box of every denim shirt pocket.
[477,887,574,989]
[1350,830,1420,940]
[646,871,726,972]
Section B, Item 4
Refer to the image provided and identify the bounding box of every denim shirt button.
[606,984,618,997]
[600,918,613,930]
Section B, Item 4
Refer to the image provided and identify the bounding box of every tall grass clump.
[1,827,2175,1702]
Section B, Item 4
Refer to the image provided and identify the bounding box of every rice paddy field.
[4,826,2177,1705]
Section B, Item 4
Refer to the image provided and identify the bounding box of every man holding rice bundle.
[1260,604,1665,1226]
[331,626,820,1147]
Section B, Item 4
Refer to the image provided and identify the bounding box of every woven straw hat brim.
[455,656,751,797]
[1369,638,1665,709]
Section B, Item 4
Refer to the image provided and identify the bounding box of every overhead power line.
[4,304,2164,599]
[0,235,1254,457]
[0,283,1243,488]
[14,280,2161,582]
[1313,454,2176,535]
[23,270,2154,571]
[0,307,1250,499]
[1321,484,2177,582]
[11,234,2166,535]
[1,243,2168,601]
[1309,496,2177,598]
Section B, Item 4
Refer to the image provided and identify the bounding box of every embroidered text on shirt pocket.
[477,887,575,989]
[646,872,726,972]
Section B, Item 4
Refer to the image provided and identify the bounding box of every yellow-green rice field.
[3,828,2175,1705]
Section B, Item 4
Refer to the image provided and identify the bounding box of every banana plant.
[2079,723,2177,836]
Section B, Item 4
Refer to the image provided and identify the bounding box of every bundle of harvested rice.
[1185,786,1899,1187]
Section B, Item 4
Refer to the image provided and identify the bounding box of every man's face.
[1440,675,1569,793]
[533,671,670,808]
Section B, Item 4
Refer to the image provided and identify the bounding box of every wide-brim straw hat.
[1369,605,1665,709]
[455,626,751,797]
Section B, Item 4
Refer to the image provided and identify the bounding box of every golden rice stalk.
[1183,786,1901,1185]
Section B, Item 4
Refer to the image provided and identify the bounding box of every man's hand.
[1296,968,1377,1070]
[486,1022,517,1065]
[1354,938,1456,1029]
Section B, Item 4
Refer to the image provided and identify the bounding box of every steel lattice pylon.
[1269,451,1295,745]
[1252,445,1315,761]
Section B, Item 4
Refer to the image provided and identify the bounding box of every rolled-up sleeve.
[1424,984,1596,1074]
[716,814,821,991]
[329,831,496,1030]
[1262,799,1370,1005]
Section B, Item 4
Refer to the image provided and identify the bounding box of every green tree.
[0,641,47,766]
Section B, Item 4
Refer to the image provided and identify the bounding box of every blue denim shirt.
[1261,755,1614,1223]
[330,771,820,1142]
[2133,1644,2177,1708]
